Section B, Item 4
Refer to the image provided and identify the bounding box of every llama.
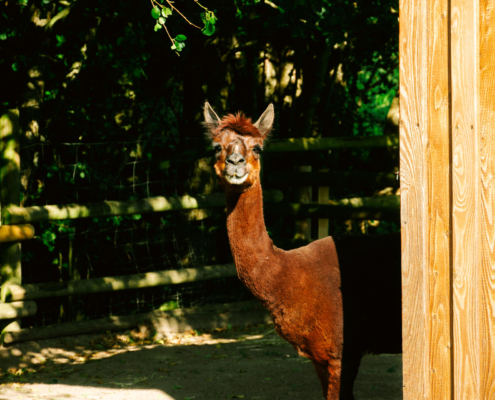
[203,102,402,400]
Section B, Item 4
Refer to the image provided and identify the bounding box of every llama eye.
[252,146,262,154]
[213,144,222,155]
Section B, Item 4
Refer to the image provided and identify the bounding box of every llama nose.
[226,153,246,166]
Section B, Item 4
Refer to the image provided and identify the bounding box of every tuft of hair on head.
[217,113,261,138]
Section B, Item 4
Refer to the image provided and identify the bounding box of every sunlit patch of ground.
[0,324,402,399]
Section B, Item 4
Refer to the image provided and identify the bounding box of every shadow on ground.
[0,325,402,400]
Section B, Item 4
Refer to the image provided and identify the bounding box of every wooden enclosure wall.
[400,0,495,398]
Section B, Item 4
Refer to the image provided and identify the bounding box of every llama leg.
[325,358,343,400]
[311,360,330,399]
[337,350,362,400]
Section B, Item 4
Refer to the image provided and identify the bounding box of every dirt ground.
[0,324,402,400]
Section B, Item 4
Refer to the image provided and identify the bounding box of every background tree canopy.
[0,0,399,325]
[1,0,398,162]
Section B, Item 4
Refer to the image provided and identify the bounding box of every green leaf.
[175,34,187,42]
[159,301,178,311]
[154,22,162,32]
[151,6,161,20]
[162,7,172,16]
[202,21,215,36]
[209,15,217,25]
[11,62,18,71]
[158,17,165,24]
[171,44,177,50]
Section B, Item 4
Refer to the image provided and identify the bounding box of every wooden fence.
[400,0,495,398]
[0,111,400,344]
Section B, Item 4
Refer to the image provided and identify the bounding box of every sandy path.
[0,325,402,399]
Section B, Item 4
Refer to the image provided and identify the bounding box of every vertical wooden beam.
[450,0,480,398]
[0,111,22,334]
[399,0,431,395]
[400,0,452,397]
[427,0,453,397]
[295,166,312,240]
[477,0,495,397]
[0,111,21,286]
[318,169,329,239]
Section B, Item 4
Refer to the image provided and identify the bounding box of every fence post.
[400,0,452,397]
[401,0,495,398]
[0,111,22,333]
[294,165,311,240]
[318,169,329,239]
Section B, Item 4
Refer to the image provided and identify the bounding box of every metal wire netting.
[19,136,253,329]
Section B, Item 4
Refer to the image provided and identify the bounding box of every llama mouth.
[225,173,249,185]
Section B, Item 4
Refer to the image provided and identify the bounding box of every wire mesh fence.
[19,135,254,329]
[13,123,401,331]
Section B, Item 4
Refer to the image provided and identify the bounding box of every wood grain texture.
[479,0,495,397]
[427,0,453,398]
[399,0,431,397]
[450,0,480,398]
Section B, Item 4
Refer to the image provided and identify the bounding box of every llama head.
[203,102,274,192]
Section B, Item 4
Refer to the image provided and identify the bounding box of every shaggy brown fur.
[204,103,402,400]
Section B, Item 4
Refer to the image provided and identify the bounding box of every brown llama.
[203,102,402,400]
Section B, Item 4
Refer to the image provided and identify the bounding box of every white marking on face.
[225,173,248,185]
[232,143,241,155]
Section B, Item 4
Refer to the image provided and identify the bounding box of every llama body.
[205,103,401,399]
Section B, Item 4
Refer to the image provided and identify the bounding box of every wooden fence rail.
[0,224,35,243]
[265,195,400,221]
[264,134,399,152]
[1,190,283,225]
[2,300,270,345]
[0,301,36,320]
[1,264,237,303]
[265,171,399,189]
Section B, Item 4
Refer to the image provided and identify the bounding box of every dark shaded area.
[335,232,402,397]
[1,0,400,330]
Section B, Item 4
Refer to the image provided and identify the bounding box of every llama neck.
[226,181,280,302]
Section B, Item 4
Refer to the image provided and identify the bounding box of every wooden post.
[0,224,35,243]
[0,111,22,333]
[295,166,311,240]
[400,0,495,398]
[476,2,495,397]
[450,1,480,398]
[318,169,329,239]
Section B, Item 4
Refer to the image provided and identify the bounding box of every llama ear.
[204,102,221,127]
[254,104,274,138]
